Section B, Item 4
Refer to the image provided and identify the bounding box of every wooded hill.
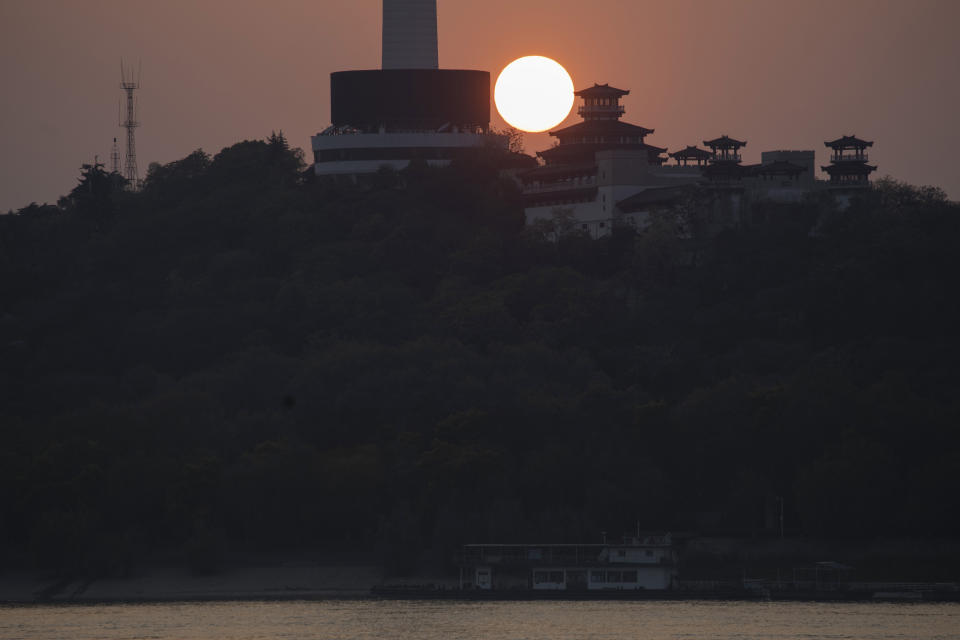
[2,134,958,576]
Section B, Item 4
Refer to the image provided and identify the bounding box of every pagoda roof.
[703,162,747,179]
[550,119,654,138]
[821,163,877,175]
[704,135,747,148]
[825,135,873,149]
[575,83,630,98]
[669,145,714,159]
[539,141,668,164]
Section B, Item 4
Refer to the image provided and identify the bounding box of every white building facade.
[460,535,678,592]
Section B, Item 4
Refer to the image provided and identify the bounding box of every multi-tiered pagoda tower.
[538,84,667,166]
[520,83,702,238]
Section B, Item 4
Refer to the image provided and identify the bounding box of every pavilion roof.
[704,135,747,149]
[539,141,668,160]
[551,119,654,138]
[821,163,878,175]
[669,145,714,159]
[703,162,747,179]
[575,83,630,98]
[824,135,873,149]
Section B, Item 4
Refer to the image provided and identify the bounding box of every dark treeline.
[1,133,959,577]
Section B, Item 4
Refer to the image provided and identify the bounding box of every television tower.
[109,137,121,174]
[120,60,141,188]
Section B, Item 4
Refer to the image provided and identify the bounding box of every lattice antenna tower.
[119,60,141,188]
[109,137,121,174]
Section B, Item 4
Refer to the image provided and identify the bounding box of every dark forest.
[2,134,958,577]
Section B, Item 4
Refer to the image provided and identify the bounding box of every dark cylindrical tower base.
[331,69,491,131]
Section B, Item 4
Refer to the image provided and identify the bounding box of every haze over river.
[1,600,957,639]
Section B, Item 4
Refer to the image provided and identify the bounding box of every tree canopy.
[1,134,959,578]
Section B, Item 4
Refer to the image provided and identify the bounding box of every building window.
[591,570,604,582]
[621,570,638,583]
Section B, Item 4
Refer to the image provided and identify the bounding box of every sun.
[495,56,575,133]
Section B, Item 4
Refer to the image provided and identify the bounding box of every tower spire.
[120,60,141,188]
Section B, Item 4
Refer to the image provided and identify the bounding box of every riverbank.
[4,537,959,605]
[4,567,958,605]
[0,563,386,604]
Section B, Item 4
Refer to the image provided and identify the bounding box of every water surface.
[1,599,957,640]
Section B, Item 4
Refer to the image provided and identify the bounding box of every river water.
[1,600,957,640]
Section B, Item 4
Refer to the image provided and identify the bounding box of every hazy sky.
[2,0,959,211]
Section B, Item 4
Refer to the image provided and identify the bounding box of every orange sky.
[2,0,959,211]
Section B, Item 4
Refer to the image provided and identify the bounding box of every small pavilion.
[669,145,714,167]
[822,135,876,185]
[703,135,747,182]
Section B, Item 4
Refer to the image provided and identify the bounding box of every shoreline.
[4,539,959,606]
[0,564,387,606]
[5,584,959,607]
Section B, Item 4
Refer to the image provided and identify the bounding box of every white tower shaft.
[382,0,438,70]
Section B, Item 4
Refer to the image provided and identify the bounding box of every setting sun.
[494,56,575,133]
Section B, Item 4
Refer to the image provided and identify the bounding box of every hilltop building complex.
[308,5,876,227]
[520,83,877,238]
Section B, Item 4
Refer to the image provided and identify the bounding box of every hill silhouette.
[1,133,959,577]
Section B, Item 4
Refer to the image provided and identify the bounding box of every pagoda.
[519,82,707,239]
[822,135,876,186]
[537,84,667,166]
[702,135,747,182]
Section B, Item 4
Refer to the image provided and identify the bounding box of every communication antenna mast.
[119,60,141,188]
[109,137,121,174]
